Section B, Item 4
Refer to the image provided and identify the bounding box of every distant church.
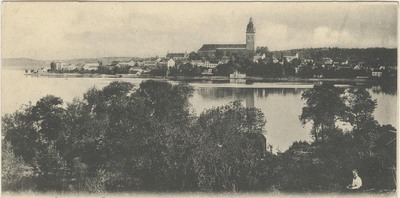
[198,17,256,57]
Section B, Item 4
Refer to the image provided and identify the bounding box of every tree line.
[2,81,396,193]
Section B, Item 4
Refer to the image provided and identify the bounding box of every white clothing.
[351,176,362,189]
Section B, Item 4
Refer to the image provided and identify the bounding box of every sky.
[2,2,398,60]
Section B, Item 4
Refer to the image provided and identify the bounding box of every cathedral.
[198,17,256,57]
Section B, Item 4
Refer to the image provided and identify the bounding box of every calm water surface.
[2,69,397,151]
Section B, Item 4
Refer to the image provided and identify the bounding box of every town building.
[55,62,68,70]
[284,53,299,63]
[253,53,266,63]
[323,57,333,65]
[53,62,77,71]
[191,60,205,67]
[117,60,136,67]
[129,67,144,76]
[167,59,175,68]
[204,61,219,68]
[63,64,77,71]
[198,18,256,57]
[372,70,383,77]
[83,63,100,71]
[143,60,157,68]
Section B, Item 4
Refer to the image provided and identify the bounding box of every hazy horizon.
[2,2,397,60]
[2,46,398,62]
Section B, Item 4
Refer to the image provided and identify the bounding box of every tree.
[2,105,38,163]
[2,141,34,191]
[300,82,346,142]
[50,61,57,71]
[188,51,200,61]
[31,95,64,141]
[344,88,377,130]
[215,63,237,76]
[193,101,267,191]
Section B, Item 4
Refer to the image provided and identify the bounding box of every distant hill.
[62,57,135,66]
[271,47,397,66]
[2,57,137,70]
[2,58,49,69]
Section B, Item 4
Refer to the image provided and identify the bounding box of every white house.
[64,64,77,71]
[372,71,383,77]
[83,63,100,71]
[204,61,218,68]
[191,60,205,67]
[167,59,175,68]
[129,67,144,75]
[322,57,333,65]
[117,60,136,67]
[55,62,69,70]
[253,53,266,63]
[284,53,299,63]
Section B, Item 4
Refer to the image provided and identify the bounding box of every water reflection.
[369,84,397,95]
[191,85,397,152]
[3,69,397,152]
[196,87,304,108]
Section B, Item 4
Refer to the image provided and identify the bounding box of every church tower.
[246,17,255,52]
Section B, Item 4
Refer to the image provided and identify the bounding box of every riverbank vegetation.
[2,81,396,193]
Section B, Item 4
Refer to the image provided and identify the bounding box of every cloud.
[312,26,353,47]
[258,23,288,49]
[2,2,397,59]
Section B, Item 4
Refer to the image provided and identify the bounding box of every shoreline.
[22,72,395,85]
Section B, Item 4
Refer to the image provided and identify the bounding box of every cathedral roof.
[198,44,246,52]
[166,53,186,58]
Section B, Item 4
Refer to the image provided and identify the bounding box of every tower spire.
[246,17,255,52]
[246,17,255,33]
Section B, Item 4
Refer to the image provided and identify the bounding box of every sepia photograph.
[1,2,398,198]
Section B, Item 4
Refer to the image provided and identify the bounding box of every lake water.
[2,69,398,152]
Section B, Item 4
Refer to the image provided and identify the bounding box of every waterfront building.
[198,17,256,57]
[55,62,68,70]
[201,68,213,75]
[229,70,246,79]
[64,64,77,71]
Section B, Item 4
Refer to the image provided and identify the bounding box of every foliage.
[1,80,396,193]
[344,88,377,130]
[2,142,35,191]
[193,101,268,191]
[295,83,396,192]
[169,63,202,77]
[300,82,346,142]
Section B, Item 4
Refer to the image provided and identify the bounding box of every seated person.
[347,169,362,190]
